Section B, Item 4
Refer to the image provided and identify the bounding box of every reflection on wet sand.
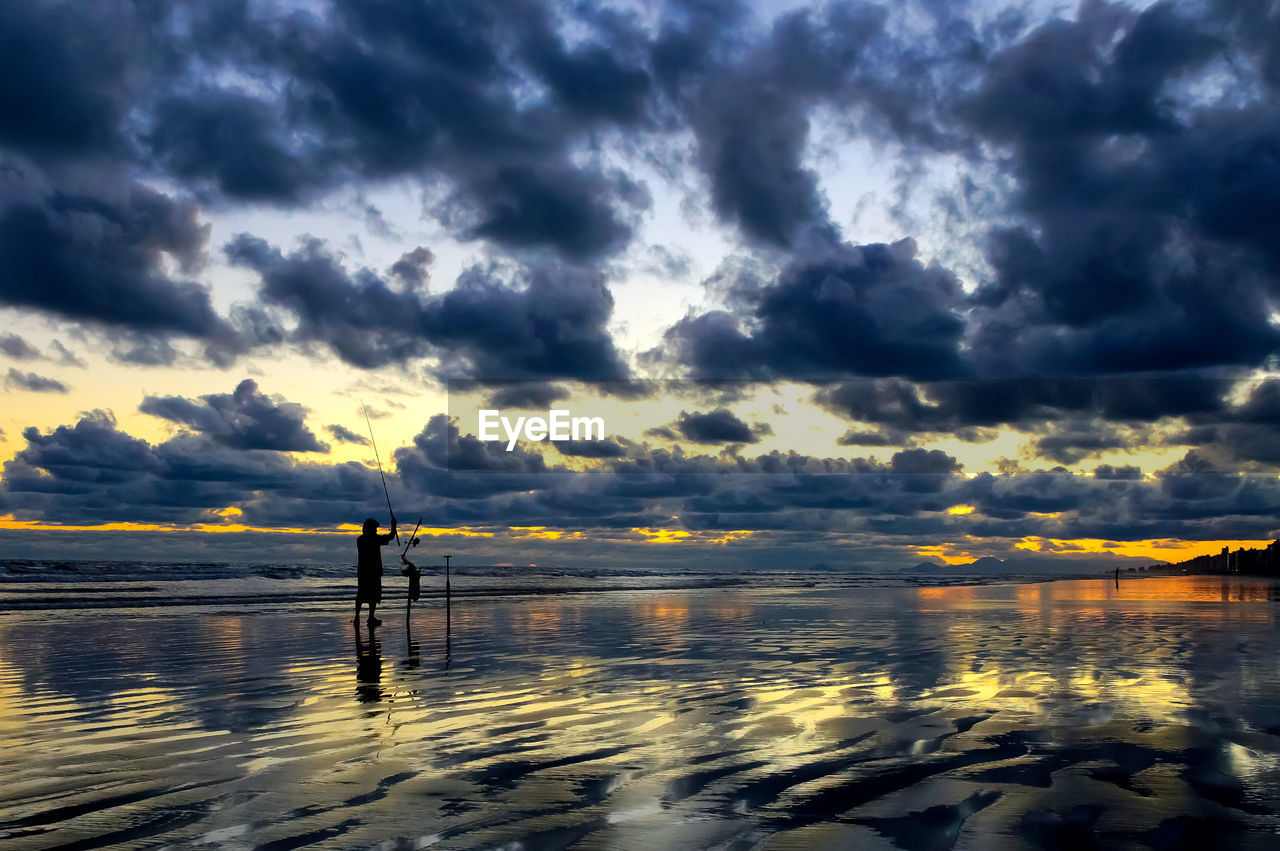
[355,623,382,704]
[3,576,1280,847]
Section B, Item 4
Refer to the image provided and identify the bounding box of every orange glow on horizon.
[1014,536,1275,562]
[0,514,1269,567]
[0,514,498,539]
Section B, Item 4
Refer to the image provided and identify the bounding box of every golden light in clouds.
[630,527,757,544]
[915,539,983,564]
[510,527,587,541]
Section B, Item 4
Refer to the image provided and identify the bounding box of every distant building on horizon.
[1170,540,1280,576]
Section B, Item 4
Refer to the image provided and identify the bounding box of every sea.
[0,559,1098,613]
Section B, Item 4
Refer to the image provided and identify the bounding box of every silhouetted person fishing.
[355,516,397,625]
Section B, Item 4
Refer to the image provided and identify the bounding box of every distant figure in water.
[355,516,397,625]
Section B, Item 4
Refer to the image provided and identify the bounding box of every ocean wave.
[0,559,1090,613]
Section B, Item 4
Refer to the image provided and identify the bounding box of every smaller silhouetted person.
[400,554,421,603]
[355,515,396,625]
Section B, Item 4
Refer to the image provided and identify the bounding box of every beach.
[3,575,1280,849]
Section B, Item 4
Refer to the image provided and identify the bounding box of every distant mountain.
[904,554,1138,575]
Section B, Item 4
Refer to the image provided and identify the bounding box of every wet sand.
[3,575,1280,849]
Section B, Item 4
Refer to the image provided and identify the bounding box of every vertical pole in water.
[443,555,453,671]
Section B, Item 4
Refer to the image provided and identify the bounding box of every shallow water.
[2,576,1280,848]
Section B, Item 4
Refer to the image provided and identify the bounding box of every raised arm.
[379,515,397,545]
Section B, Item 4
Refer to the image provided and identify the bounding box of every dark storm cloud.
[225,235,429,368]
[391,414,561,503]
[554,438,630,459]
[890,448,961,475]
[1028,419,1134,465]
[662,0,951,249]
[0,168,226,341]
[0,411,383,527]
[0,1,139,159]
[142,0,657,260]
[675,409,767,444]
[817,377,1233,435]
[423,263,629,381]
[836,428,908,447]
[653,0,1280,390]
[451,164,649,260]
[1095,464,1141,481]
[483,381,569,410]
[145,88,311,202]
[139,379,327,453]
[0,0,669,375]
[389,247,435,291]
[663,239,967,380]
[1175,380,1280,466]
[106,331,179,367]
[963,1,1280,374]
[326,424,369,446]
[3,409,1278,545]
[0,334,41,360]
[227,234,628,379]
[4,368,69,394]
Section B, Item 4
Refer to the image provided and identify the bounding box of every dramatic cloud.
[140,379,327,452]
[3,408,1278,553]
[816,377,1233,435]
[675,409,769,444]
[0,334,41,360]
[326,424,370,446]
[0,168,224,340]
[663,239,966,380]
[4,368,69,394]
[227,235,629,379]
[0,413,380,527]
[963,2,1280,374]
[0,1,139,160]
[483,381,569,410]
[673,2,884,248]
[388,247,435,291]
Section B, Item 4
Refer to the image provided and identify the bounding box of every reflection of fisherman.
[355,622,382,703]
[354,516,397,626]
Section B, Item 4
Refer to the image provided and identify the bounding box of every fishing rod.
[362,400,400,545]
[401,517,422,559]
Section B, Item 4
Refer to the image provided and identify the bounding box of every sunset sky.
[1,0,1278,569]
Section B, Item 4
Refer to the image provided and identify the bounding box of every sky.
[1,0,1278,570]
